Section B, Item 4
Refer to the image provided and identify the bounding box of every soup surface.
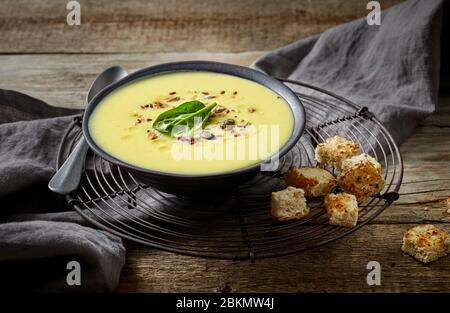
[88,71,294,174]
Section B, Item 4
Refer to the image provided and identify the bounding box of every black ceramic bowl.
[83,61,305,195]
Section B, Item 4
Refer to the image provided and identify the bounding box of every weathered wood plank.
[0,0,402,53]
[0,52,263,107]
[374,180,449,224]
[118,224,450,292]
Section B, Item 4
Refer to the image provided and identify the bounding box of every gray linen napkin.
[0,89,125,292]
[252,0,444,145]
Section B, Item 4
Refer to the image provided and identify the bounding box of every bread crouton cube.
[271,187,309,221]
[285,166,336,197]
[402,224,450,263]
[315,135,360,169]
[337,153,385,202]
[325,193,359,227]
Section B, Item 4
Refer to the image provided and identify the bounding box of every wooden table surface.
[1,0,450,292]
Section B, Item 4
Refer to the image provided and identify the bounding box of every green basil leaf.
[153,100,205,132]
[153,100,217,137]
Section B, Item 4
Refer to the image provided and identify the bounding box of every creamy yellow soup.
[88,71,294,174]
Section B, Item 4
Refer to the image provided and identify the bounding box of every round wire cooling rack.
[57,78,403,260]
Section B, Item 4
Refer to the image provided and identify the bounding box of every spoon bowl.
[48,66,128,195]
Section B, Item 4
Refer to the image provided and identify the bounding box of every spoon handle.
[48,136,89,195]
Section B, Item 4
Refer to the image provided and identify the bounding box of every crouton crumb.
[285,166,336,197]
[271,186,309,221]
[315,135,360,169]
[325,193,359,227]
[402,224,450,263]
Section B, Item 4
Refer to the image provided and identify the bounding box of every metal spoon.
[48,66,128,194]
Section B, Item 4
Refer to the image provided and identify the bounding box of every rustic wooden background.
[2,0,450,292]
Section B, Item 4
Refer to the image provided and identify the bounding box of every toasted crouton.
[337,154,385,202]
[285,166,336,197]
[271,187,309,221]
[402,224,450,263]
[325,193,359,227]
[315,136,360,169]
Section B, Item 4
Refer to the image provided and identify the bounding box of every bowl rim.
[82,61,306,179]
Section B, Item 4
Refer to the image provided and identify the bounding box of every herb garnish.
[152,100,217,137]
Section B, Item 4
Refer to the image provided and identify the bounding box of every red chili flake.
[202,92,209,95]
[147,118,152,122]
[145,104,150,108]
[233,91,238,95]
[190,137,195,145]
[169,91,176,95]
[220,90,225,95]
